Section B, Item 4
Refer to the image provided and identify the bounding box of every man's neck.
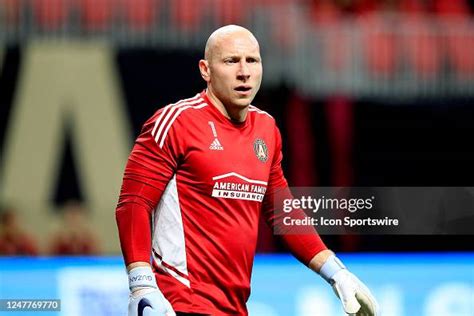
[206,89,248,123]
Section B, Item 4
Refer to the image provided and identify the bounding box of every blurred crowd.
[1,0,474,32]
[0,201,100,256]
[311,0,474,17]
[2,0,474,83]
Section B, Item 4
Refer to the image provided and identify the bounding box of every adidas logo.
[209,138,224,150]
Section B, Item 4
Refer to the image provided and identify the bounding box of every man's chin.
[233,97,253,108]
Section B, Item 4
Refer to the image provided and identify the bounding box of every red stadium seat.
[124,0,156,31]
[1,0,20,26]
[212,0,246,25]
[310,0,341,25]
[360,13,397,77]
[400,0,426,14]
[33,0,66,30]
[434,0,471,17]
[403,20,440,79]
[268,1,299,50]
[80,0,112,30]
[434,0,474,78]
[353,0,378,15]
[310,0,348,73]
[171,0,204,31]
[444,24,474,78]
[400,0,440,79]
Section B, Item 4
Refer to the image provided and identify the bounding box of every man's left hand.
[319,255,379,316]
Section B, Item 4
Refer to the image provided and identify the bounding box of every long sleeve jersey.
[116,90,327,315]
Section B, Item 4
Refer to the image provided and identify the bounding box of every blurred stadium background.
[0,0,473,315]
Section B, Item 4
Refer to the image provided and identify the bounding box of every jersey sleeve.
[262,124,327,265]
[116,109,184,265]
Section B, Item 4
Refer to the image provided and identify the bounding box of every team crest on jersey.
[253,139,268,162]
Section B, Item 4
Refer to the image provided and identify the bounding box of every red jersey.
[116,91,326,315]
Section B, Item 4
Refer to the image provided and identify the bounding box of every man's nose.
[237,61,250,80]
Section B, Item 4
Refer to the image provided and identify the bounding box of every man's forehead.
[215,37,260,55]
[205,25,260,60]
[211,34,260,58]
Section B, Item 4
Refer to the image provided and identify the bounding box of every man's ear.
[199,59,210,82]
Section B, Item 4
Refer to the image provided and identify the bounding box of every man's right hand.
[129,287,175,316]
[128,266,176,316]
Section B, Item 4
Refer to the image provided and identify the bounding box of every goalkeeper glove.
[128,266,176,316]
[319,255,379,316]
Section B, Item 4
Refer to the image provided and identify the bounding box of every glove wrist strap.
[319,255,346,283]
[128,266,157,291]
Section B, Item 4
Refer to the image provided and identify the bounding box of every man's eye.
[225,59,236,64]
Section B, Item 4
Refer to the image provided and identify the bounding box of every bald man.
[117,25,379,316]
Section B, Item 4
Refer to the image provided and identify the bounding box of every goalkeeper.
[116,24,379,316]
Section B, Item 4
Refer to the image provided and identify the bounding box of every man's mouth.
[235,86,252,93]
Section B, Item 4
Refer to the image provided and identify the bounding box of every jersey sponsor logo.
[208,121,224,150]
[211,172,267,202]
[253,138,268,162]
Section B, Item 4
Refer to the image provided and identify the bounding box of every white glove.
[128,266,176,316]
[319,255,379,316]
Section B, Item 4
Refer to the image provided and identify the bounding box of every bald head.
[204,25,260,61]
[199,25,263,119]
